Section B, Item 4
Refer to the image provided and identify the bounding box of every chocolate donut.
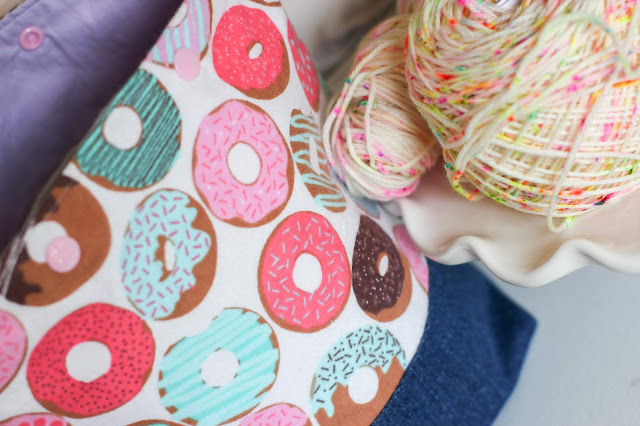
[5,176,110,306]
[351,216,411,322]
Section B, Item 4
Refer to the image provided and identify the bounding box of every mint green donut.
[75,69,181,190]
[159,308,280,424]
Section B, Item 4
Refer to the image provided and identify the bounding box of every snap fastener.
[19,26,44,50]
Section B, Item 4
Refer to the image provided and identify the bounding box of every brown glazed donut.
[351,216,411,322]
[5,175,110,306]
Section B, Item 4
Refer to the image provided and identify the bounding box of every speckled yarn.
[323,14,439,201]
[327,0,640,232]
[407,0,640,231]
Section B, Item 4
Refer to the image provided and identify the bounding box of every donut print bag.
[0,1,429,425]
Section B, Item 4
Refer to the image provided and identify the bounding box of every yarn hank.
[406,0,640,231]
[323,14,439,202]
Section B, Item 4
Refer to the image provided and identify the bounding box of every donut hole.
[348,366,379,405]
[293,253,322,294]
[377,252,389,277]
[227,142,262,185]
[103,106,143,151]
[24,221,67,263]
[247,41,263,60]
[164,238,177,273]
[66,341,112,383]
[201,350,239,388]
[155,236,178,281]
[168,2,188,27]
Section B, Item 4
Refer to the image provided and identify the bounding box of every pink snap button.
[19,26,44,51]
[46,235,81,273]
[174,48,201,81]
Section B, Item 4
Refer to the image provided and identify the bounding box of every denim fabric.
[375,261,536,426]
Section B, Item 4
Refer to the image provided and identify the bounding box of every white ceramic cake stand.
[398,166,640,287]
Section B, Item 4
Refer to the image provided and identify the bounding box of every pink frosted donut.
[241,403,311,426]
[394,225,429,293]
[259,211,351,332]
[287,21,320,111]
[27,303,155,418]
[193,99,293,227]
[0,310,27,394]
[146,0,212,81]
[212,6,290,99]
[0,413,69,426]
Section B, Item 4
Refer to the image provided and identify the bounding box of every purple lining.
[0,0,182,250]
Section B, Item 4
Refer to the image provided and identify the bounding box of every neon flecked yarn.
[406,0,640,231]
[323,14,439,201]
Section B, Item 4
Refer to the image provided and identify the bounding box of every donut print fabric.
[193,100,294,227]
[311,326,407,426]
[145,0,213,81]
[240,403,311,426]
[3,176,110,306]
[0,310,27,394]
[74,69,182,191]
[289,110,347,213]
[121,189,217,320]
[0,413,70,426]
[212,5,289,99]
[0,2,429,425]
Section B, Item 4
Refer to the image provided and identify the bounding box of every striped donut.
[146,0,213,81]
[290,109,346,213]
[159,308,279,425]
[75,69,181,191]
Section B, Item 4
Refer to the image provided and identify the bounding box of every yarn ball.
[323,14,439,201]
[406,0,640,231]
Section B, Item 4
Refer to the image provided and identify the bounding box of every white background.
[484,264,640,426]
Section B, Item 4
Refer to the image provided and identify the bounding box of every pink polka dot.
[46,235,81,273]
[175,48,201,81]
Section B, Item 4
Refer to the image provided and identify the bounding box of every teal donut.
[311,325,407,422]
[75,69,181,190]
[159,308,280,425]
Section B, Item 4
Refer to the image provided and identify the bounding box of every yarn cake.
[324,14,439,202]
[406,0,640,231]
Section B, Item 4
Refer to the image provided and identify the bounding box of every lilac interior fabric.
[0,0,182,251]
